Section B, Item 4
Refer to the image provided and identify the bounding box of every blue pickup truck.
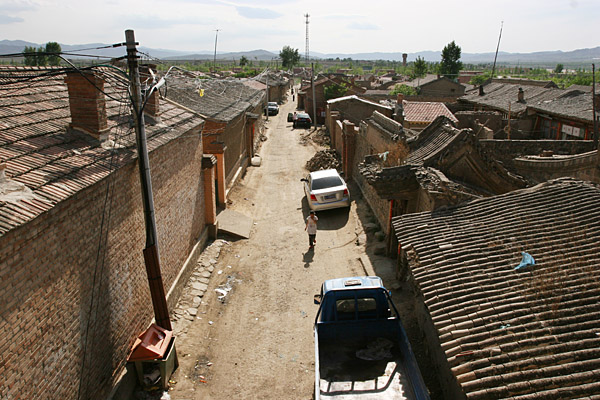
[314,277,429,400]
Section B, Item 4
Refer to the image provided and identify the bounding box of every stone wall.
[0,132,207,399]
[513,151,600,184]
[479,140,597,169]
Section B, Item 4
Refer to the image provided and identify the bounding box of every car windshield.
[268,102,277,106]
[312,176,343,190]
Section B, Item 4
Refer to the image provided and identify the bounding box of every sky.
[1,0,599,56]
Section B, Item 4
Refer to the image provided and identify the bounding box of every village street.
[165,93,403,399]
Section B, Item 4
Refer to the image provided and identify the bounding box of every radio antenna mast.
[304,13,310,63]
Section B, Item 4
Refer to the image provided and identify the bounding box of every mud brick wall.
[0,132,207,399]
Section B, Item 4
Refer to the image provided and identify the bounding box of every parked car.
[301,169,350,211]
[293,112,311,128]
[266,102,279,116]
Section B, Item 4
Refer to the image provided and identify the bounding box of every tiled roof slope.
[0,66,201,236]
[404,101,458,125]
[165,75,265,122]
[527,90,595,124]
[392,178,600,399]
[460,82,571,115]
[406,116,460,164]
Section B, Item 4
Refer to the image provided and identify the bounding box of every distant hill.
[2,40,599,66]
[164,49,277,61]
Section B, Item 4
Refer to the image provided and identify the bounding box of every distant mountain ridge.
[2,40,599,66]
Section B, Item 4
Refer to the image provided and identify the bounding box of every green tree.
[439,40,463,79]
[45,42,61,66]
[554,63,564,73]
[23,46,37,66]
[324,82,349,100]
[239,55,248,67]
[389,84,417,96]
[279,46,300,69]
[35,46,47,66]
[412,56,427,78]
[469,72,492,86]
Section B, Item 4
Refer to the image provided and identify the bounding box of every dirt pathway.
[166,93,371,399]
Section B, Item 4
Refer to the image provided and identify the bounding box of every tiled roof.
[327,94,389,109]
[406,116,460,164]
[459,82,571,115]
[392,178,600,399]
[165,75,265,122]
[404,74,440,88]
[527,90,595,123]
[403,101,458,125]
[0,66,202,236]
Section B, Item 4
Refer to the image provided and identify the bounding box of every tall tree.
[412,56,427,78]
[23,46,37,66]
[279,46,300,69]
[554,63,564,73]
[36,46,47,66]
[45,42,62,66]
[239,55,249,67]
[439,40,463,79]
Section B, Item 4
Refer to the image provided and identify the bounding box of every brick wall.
[0,131,207,399]
[328,99,392,127]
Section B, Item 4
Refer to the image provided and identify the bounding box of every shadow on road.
[303,247,314,268]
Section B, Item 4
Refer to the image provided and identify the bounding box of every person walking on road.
[305,210,318,249]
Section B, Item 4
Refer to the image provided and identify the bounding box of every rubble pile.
[311,128,331,146]
[306,149,341,172]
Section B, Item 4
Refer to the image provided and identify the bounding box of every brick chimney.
[394,94,405,124]
[64,71,109,141]
[518,87,525,103]
[140,64,160,121]
[402,53,407,67]
[479,85,485,96]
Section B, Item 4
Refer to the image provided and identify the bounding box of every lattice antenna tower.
[304,13,310,63]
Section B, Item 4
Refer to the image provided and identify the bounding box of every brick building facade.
[0,66,211,399]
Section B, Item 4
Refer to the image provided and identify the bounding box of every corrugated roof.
[165,75,265,122]
[393,178,600,399]
[0,66,202,237]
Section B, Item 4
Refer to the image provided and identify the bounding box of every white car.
[301,169,350,211]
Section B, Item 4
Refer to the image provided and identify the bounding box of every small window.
[357,298,378,319]
[336,299,355,320]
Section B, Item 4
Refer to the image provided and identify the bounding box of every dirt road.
[167,94,396,399]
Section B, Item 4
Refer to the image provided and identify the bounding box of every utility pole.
[265,73,269,122]
[491,21,503,82]
[125,29,172,330]
[311,62,317,130]
[213,29,220,74]
[593,64,598,147]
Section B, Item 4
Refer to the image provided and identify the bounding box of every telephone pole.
[125,29,172,330]
[593,64,598,147]
[213,29,221,73]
